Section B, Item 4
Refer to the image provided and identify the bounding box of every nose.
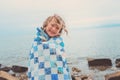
[52,27,56,31]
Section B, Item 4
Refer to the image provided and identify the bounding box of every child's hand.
[40,36,47,42]
[37,27,50,41]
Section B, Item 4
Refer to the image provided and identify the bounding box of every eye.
[56,26,60,30]
[51,24,54,27]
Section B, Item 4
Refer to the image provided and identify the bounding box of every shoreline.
[0,57,120,80]
[68,57,120,80]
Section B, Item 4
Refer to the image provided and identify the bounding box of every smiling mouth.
[49,30,56,34]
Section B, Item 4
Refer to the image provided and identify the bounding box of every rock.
[0,64,11,72]
[116,62,120,68]
[71,75,76,80]
[71,74,93,80]
[74,76,81,80]
[16,73,28,80]
[0,77,7,80]
[88,58,112,66]
[0,64,1,68]
[11,65,28,73]
[71,67,93,80]
[115,58,120,68]
[0,67,11,72]
[115,58,120,64]
[80,75,93,80]
[71,67,81,80]
[109,76,120,80]
[105,71,120,80]
[71,75,81,80]
[0,64,28,80]
[88,58,112,71]
[72,67,81,73]
[0,71,18,80]
[71,67,81,76]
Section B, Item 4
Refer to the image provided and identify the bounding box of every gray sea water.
[65,26,120,58]
[0,26,120,66]
[0,26,120,79]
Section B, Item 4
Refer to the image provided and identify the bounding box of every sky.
[0,0,120,32]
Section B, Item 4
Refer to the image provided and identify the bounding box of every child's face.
[45,19,62,37]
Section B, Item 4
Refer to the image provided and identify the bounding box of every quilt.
[28,27,71,80]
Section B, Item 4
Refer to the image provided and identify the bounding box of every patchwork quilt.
[28,27,71,80]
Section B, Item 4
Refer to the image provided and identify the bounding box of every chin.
[49,35,55,37]
[47,34,53,37]
[48,33,56,37]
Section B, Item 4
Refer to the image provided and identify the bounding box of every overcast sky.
[0,0,120,30]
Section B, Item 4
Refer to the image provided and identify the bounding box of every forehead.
[49,18,62,27]
[50,18,59,23]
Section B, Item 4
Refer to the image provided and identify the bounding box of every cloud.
[67,15,120,28]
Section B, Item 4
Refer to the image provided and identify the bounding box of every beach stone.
[16,73,28,80]
[0,67,11,72]
[71,67,93,80]
[71,75,81,80]
[11,65,28,73]
[71,75,76,80]
[88,58,112,70]
[81,75,88,80]
[71,67,81,76]
[105,71,120,80]
[0,64,11,72]
[71,67,81,80]
[116,63,120,68]
[115,58,120,63]
[0,71,18,80]
[115,58,120,68]
[74,76,81,80]
[0,64,28,80]
[72,67,81,73]
[80,75,93,80]
[71,74,93,80]
[109,76,120,80]
[0,77,7,80]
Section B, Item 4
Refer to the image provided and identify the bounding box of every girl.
[28,14,71,80]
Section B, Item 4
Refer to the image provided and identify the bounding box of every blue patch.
[45,68,51,74]
[58,67,63,74]
[51,74,58,80]
[39,62,44,69]
[28,72,31,78]
[33,46,38,52]
[30,53,34,59]
[60,48,65,52]
[60,42,64,47]
[31,77,34,80]
[50,49,56,55]
[64,74,70,79]
[43,43,49,49]
[57,55,62,61]
[34,57,38,64]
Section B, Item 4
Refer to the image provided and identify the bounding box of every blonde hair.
[42,14,68,35]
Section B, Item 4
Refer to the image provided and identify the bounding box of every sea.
[0,26,120,79]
